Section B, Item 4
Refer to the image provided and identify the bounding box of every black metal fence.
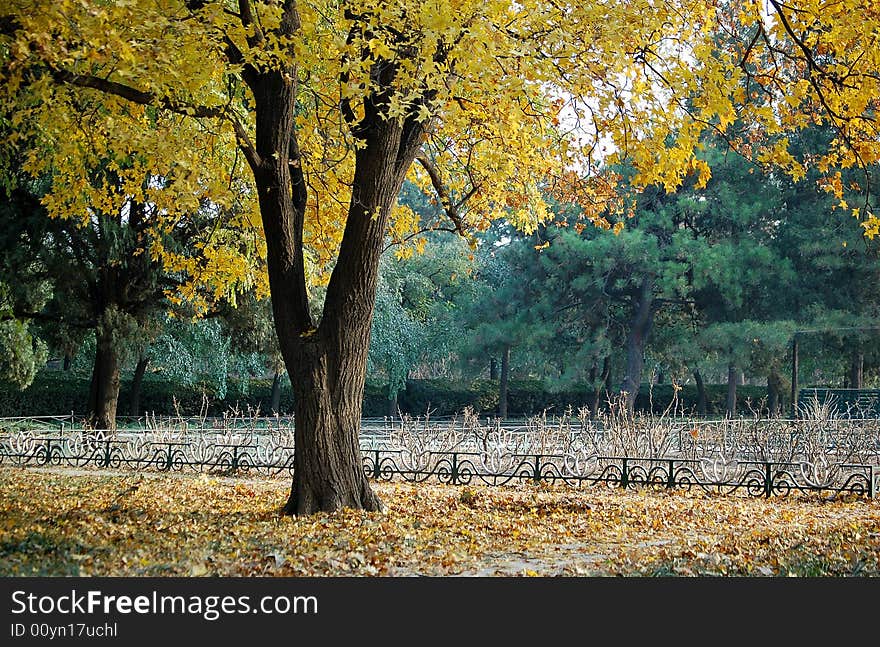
[1,426,876,499]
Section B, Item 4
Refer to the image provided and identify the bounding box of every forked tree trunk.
[239,19,430,514]
[129,355,149,417]
[278,144,401,514]
[87,329,120,431]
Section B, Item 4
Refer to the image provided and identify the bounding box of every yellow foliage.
[1,469,878,576]
[3,0,880,285]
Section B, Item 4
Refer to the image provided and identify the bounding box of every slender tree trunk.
[270,370,283,415]
[489,357,498,380]
[129,355,149,417]
[621,278,654,414]
[693,369,707,416]
[498,344,511,419]
[388,388,398,419]
[850,352,864,389]
[592,355,611,419]
[726,363,738,418]
[767,370,783,417]
[87,328,120,431]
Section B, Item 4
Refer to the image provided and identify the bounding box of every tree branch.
[415,153,467,236]
[49,66,263,172]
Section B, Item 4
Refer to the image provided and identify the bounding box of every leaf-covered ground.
[1,467,878,576]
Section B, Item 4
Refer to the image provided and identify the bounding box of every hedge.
[0,370,781,419]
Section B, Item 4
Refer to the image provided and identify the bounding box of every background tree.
[0,134,265,429]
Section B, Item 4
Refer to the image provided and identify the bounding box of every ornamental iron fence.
[1,412,878,499]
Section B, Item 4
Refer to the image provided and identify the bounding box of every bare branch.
[415,153,467,236]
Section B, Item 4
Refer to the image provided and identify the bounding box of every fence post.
[163,444,173,471]
[372,450,382,480]
[231,446,240,474]
[620,458,629,489]
[764,462,773,498]
[533,455,542,484]
[869,466,875,499]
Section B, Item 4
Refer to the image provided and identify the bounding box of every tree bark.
[498,344,511,419]
[726,363,738,418]
[87,328,120,431]
[489,356,498,380]
[270,370,283,415]
[63,354,72,371]
[693,369,707,416]
[621,277,654,414]
[129,355,149,417]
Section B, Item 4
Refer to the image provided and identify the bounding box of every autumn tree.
[5,0,880,513]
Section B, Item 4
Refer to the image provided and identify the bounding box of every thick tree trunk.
[87,329,120,431]
[282,344,382,515]
[850,352,864,389]
[498,344,511,419]
[129,355,149,417]
[693,369,707,416]
[621,278,654,414]
[63,354,72,371]
[270,370,283,415]
[726,363,738,418]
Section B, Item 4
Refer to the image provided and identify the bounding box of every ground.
[0,467,877,576]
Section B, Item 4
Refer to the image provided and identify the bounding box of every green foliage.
[0,317,47,389]
[0,371,291,419]
[0,368,782,419]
